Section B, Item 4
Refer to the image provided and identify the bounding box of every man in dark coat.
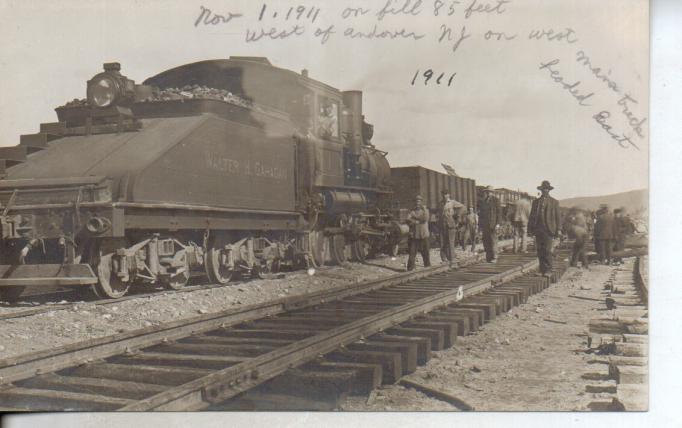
[407,195,431,271]
[478,186,501,262]
[595,205,616,264]
[614,207,634,252]
[528,180,561,276]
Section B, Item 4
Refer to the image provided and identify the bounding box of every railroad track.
[0,246,570,411]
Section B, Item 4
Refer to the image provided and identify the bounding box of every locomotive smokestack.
[342,91,363,157]
[103,62,121,72]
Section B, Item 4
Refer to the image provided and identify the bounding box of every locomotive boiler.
[0,57,402,300]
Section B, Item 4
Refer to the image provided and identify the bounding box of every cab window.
[316,96,339,140]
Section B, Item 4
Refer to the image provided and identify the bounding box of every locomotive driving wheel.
[307,230,327,268]
[90,238,132,299]
[329,235,347,265]
[350,237,372,263]
[205,246,234,285]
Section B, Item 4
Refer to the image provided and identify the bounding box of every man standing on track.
[438,189,462,267]
[566,208,589,269]
[462,207,478,253]
[478,186,501,263]
[614,207,634,252]
[528,180,561,277]
[407,195,431,271]
[594,205,616,265]
[512,195,532,254]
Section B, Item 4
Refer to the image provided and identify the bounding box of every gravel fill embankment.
[341,262,622,411]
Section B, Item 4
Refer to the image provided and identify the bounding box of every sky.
[0,0,649,199]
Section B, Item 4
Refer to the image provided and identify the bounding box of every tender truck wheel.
[0,286,25,303]
[90,239,132,299]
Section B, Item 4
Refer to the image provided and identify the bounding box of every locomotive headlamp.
[86,62,135,108]
[88,76,117,107]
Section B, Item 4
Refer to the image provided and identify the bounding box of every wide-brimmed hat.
[537,180,554,191]
[483,185,495,192]
[441,189,450,196]
[415,194,423,201]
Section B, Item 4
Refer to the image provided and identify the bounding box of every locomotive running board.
[0,264,97,287]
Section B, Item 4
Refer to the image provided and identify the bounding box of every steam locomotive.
[0,57,407,300]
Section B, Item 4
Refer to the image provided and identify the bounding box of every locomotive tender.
[0,57,403,300]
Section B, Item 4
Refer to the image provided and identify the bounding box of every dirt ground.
[0,245,485,360]
[341,261,624,411]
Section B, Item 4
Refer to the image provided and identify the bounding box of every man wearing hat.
[528,180,561,276]
[478,186,501,263]
[406,195,431,271]
[439,189,463,266]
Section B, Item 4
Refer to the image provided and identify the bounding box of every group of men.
[588,204,635,265]
[405,190,478,271]
[405,178,638,276]
[405,180,563,278]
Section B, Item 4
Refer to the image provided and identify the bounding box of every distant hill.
[560,189,648,214]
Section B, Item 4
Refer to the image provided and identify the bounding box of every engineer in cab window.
[317,99,338,139]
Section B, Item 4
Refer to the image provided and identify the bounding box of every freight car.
[384,166,477,245]
[389,166,477,213]
[0,58,405,300]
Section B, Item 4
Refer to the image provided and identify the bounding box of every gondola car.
[0,58,405,300]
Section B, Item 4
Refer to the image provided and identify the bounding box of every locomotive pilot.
[407,195,431,271]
